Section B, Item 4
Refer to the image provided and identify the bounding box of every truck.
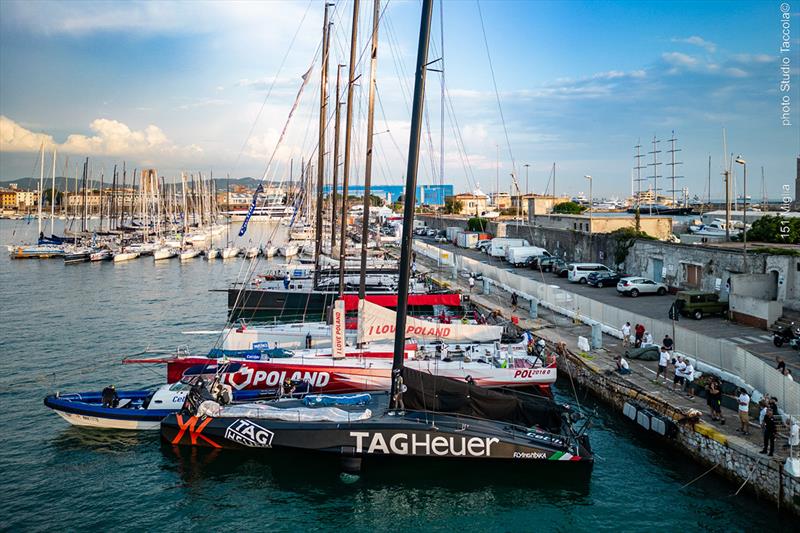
[446,226,463,243]
[487,238,530,258]
[505,246,551,267]
[456,232,480,249]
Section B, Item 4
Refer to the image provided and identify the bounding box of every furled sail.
[357,300,502,344]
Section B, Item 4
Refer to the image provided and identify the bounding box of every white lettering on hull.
[350,431,499,457]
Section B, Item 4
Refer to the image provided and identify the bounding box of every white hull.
[207,248,221,259]
[113,252,140,262]
[245,247,260,258]
[179,249,201,261]
[52,410,159,430]
[264,246,279,258]
[154,248,178,260]
[279,245,299,258]
[222,247,240,259]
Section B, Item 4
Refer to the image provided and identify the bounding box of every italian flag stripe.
[549,451,564,460]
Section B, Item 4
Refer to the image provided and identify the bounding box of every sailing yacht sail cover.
[357,300,502,344]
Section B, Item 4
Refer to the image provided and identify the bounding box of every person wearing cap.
[101,384,119,408]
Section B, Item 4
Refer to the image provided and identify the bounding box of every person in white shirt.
[672,356,686,390]
[621,322,631,348]
[468,275,475,294]
[737,389,751,435]
[683,360,695,398]
[643,331,654,345]
[615,355,631,375]
[656,347,670,382]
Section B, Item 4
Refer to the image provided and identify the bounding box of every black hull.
[227,289,443,322]
[161,410,593,472]
[626,206,696,216]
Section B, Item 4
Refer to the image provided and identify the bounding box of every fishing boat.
[44,379,273,430]
[154,247,178,261]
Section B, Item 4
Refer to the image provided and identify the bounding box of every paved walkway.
[417,253,791,464]
[418,238,799,374]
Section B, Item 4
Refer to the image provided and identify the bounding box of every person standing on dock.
[737,389,751,435]
[468,275,475,294]
[672,356,686,390]
[683,359,695,399]
[662,334,674,352]
[284,271,291,290]
[621,322,631,348]
[634,323,645,347]
[761,408,776,456]
[511,292,518,311]
[656,347,670,383]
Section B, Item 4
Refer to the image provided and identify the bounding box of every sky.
[0,0,798,199]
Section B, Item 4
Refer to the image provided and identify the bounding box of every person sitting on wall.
[614,355,631,375]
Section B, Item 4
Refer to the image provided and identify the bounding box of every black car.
[537,256,558,272]
[587,271,623,287]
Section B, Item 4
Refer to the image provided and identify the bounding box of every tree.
[467,217,488,232]
[745,215,800,244]
[444,198,463,214]
[552,201,586,214]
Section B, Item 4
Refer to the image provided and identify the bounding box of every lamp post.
[524,163,530,195]
[735,155,747,267]
[584,174,592,232]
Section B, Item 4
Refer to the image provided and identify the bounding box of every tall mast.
[331,63,344,252]
[181,172,188,237]
[50,148,57,236]
[647,135,661,215]
[99,169,105,231]
[338,0,360,297]
[391,0,433,399]
[666,130,683,206]
[313,3,332,286]
[359,0,381,299]
[111,164,117,230]
[38,143,44,237]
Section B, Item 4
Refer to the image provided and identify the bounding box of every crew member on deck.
[101,385,119,408]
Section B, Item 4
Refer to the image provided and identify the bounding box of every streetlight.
[524,163,530,195]
[735,155,747,266]
[584,175,593,232]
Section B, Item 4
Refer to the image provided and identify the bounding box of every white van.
[487,238,530,258]
[567,263,614,283]
[505,246,551,267]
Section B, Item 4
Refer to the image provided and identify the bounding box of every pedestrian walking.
[737,389,751,435]
[468,275,475,294]
[621,322,631,348]
[511,292,518,311]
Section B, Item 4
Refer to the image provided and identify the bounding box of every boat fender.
[650,416,668,436]
[636,409,651,430]
[623,402,637,420]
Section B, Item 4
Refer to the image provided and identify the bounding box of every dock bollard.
[483,278,491,295]
[529,297,538,319]
[590,321,603,349]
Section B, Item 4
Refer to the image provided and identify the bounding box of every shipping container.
[488,238,530,258]
[446,226,463,242]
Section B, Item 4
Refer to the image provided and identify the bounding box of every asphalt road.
[416,237,798,371]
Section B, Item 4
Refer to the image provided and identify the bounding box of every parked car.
[552,259,570,277]
[616,277,668,297]
[425,228,437,237]
[587,271,624,287]
[673,290,728,320]
[434,235,448,243]
[537,256,559,272]
[567,263,614,284]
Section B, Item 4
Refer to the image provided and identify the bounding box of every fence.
[415,241,800,414]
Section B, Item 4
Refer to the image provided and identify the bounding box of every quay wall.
[413,240,800,416]
[555,346,800,514]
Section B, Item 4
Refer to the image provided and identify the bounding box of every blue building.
[322,184,453,206]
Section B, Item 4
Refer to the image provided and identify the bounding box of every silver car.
[616,276,668,297]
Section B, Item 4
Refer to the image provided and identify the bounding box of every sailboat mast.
[313,3,331,287]
[358,0,381,299]
[391,0,433,398]
[338,0,360,297]
[331,64,344,252]
[38,143,44,237]
[50,148,57,236]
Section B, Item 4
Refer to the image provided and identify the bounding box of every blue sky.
[0,0,797,199]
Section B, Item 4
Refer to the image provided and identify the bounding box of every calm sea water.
[0,219,790,531]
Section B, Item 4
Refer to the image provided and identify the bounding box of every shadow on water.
[160,441,592,499]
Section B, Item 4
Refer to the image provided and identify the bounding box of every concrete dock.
[415,245,800,515]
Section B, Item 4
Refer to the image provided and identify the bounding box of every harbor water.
[0,219,792,531]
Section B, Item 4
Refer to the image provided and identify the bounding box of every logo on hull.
[350,431,499,457]
[225,419,275,448]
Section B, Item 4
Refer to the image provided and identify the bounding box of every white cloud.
[0,115,201,157]
[662,52,700,69]
[732,53,773,64]
[672,36,717,53]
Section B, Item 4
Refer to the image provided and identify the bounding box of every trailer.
[487,238,530,258]
[456,232,480,249]
[505,246,551,267]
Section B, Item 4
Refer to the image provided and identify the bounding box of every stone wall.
[554,343,800,514]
